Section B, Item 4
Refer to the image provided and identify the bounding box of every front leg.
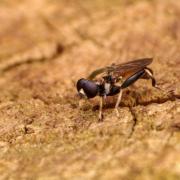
[98,97,104,122]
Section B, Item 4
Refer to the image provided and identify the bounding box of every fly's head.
[76,78,99,99]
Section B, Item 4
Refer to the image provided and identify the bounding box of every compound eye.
[77,79,85,91]
[76,79,98,99]
[84,82,98,98]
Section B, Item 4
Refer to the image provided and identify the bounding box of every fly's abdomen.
[107,86,121,96]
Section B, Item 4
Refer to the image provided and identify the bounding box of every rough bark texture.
[0,0,179,179]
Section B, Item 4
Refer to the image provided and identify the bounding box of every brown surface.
[0,0,179,179]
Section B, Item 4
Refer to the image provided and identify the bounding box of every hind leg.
[114,69,145,117]
[144,68,160,89]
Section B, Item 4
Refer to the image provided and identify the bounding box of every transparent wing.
[88,66,114,80]
[88,58,153,80]
[112,58,153,78]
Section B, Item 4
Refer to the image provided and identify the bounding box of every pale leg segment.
[145,69,173,94]
[145,69,159,89]
[114,90,123,117]
[98,97,104,122]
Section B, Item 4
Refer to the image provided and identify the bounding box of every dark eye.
[76,79,98,98]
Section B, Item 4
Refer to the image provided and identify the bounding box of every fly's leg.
[114,89,123,117]
[145,68,174,95]
[113,68,160,118]
[98,97,104,122]
[113,68,160,119]
[144,68,158,88]
[114,69,145,117]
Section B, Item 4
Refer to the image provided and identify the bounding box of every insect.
[76,58,157,121]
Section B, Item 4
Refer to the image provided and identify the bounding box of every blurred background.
[0,0,179,179]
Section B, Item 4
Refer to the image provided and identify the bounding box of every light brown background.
[0,0,179,179]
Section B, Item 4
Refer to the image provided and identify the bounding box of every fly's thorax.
[96,75,121,96]
[114,75,123,83]
[113,76,124,87]
[98,82,121,97]
[104,83,111,94]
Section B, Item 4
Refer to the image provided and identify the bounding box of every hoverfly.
[76,58,157,121]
